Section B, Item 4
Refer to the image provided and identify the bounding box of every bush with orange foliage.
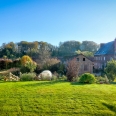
[21,55,33,66]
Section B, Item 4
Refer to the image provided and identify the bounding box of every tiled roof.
[95,41,114,55]
[58,54,93,62]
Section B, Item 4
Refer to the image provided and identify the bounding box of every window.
[77,58,79,61]
[83,58,85,61]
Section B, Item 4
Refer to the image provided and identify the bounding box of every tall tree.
[80,41,99,53]
[58,41,81,56]
[105,60,116,82]
[38,42,51,64]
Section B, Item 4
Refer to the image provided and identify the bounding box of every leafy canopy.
[105,60,116,82]
[21,55,33,66]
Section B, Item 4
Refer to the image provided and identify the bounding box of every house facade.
[60,54,93,75]
[94,39,116,69]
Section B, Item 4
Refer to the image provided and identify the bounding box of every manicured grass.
[0,81,116,116]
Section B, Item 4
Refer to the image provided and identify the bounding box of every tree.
[25,61,37,72]
[38,42,51,64]
[75,50,94,57]
[66,58,79,82]
[17,41,39,57]
[21,55,33,66]
[58,41,81,56]
[42,58,60,70]
[0,42,17,58]
[80,41,99,53]
[105,60,116,82]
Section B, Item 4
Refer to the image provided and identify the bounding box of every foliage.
[20,55,36,73]
[0,59,12,70]
[50,63,66,75]
[53,71,59,77]
[0,40,99,60]
[58,40,81,56]
[75,50,94,57]
[66,58,79,82]
[51,75,58,81]
[42,58,60,70]
[35,64,43,74]
[0,74,4,80]
[20,66,30,73]
[35,59,65,75]
[80,41,99,53]
[96,75,109,84]
[20,72,36,81]
[12,58,21,67]
[105,60,116,82]
[21,55,33,66]
[0,42,17,59]
[79,73,96,84]
[61,75,67,81]
[25,61,37,72]
[18,41,39,57]
[38,42,51,64]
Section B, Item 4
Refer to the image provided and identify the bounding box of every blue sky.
[0,0,116,46]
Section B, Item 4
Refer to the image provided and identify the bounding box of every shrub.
[0,74,4,80]
[43,58,60,70]
[20,66,30,73]
[12,58,21,67]
[0,59,12,70]
[20,73,36,81]
[61,75,67,81]
[66,58,79,82]
[79,73,96,84]
[96,75,109,84]
[105,60,116,82]
[35,59,66,75]
[51,76,57,81]
[21,55,33,66]
[25,61,37,72]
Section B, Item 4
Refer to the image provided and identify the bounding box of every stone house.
[60,54,93,75]
[94,39,116,69]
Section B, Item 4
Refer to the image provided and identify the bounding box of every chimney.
[100,43,105,48]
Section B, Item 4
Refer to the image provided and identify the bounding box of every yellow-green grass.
[0,81,116,116]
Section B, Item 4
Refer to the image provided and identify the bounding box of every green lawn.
[0,81,116,116]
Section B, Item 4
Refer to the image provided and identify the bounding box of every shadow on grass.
[71,82,85,86]
[0,81,5,83]
[0,80,20,83]
[110,82,116,85]
[23,80,67,87]
[102,102,116,113]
